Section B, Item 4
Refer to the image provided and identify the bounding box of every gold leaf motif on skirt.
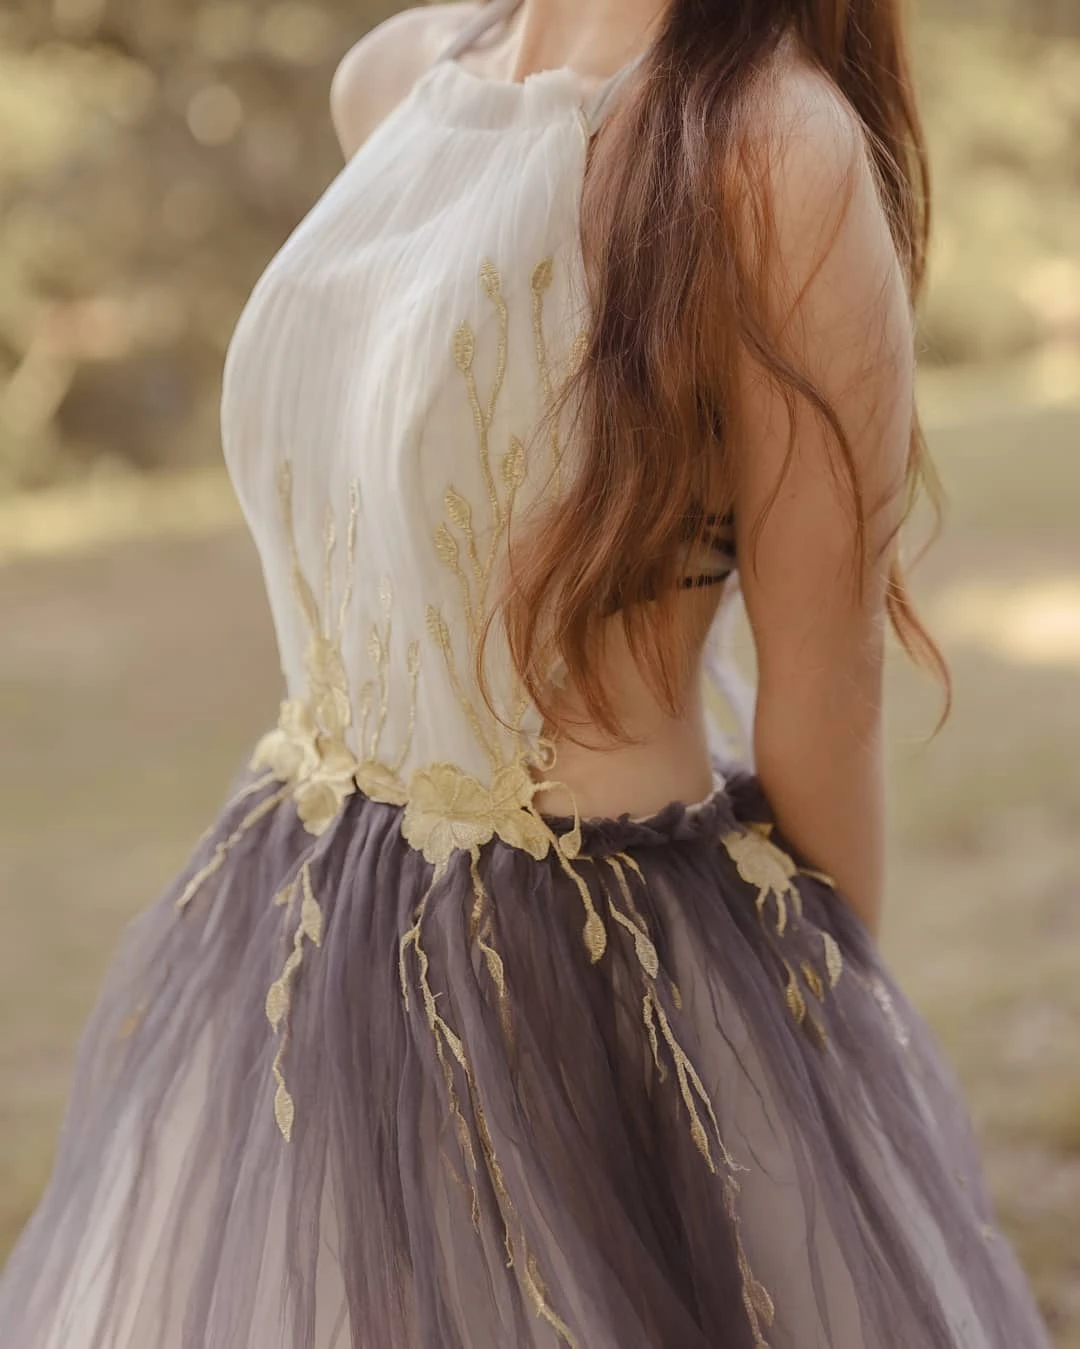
[784,962,807,1025]
[299,867,323,946]
[801,961,825,1003]
[265,977,289,1031]
[823,931,843,988]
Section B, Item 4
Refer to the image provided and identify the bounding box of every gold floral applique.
[721,821,843,1043]
[402,761,550,864]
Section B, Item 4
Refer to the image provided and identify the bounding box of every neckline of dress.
[412,0,647,137]
[414,51,610,134]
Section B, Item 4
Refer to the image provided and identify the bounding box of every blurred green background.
[1,0,1079,1338]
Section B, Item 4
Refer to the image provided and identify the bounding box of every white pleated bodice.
[221,34,745,831]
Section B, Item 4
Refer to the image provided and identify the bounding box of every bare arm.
[732,72,914,937]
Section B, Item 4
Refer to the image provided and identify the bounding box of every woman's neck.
[485,0,668,82]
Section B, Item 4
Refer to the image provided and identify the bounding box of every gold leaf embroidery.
[501,437,526,490]
[784,961,807,1026]
[468,852,513,1045]
[480,257,501,300]
[452,322,475,373]
[258,464,421,836]
[266,861,323,1141]
[724,1174,776,1348]
[646,989,738,1175]
[175,783,291,912]
[248,466,433,1140]
[400,870,581,1342]
[602,842,764,1332]
[428,254,578,809]
[522,1253,580,1349]
[615,846,778,1349]
[823,931,843,988]
[605,855,659,979]
[801,960,825,1003]
[261,462,362,834]
[566,329,588,377]
[531,257,554,294]
[443,486,473,535]
[529,256,567,484]
[434,523,459,567]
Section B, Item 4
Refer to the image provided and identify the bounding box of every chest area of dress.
[221,98,594,529]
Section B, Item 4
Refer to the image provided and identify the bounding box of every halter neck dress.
[0,3,1051,1346]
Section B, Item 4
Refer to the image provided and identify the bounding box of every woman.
[0,0,1052,1344]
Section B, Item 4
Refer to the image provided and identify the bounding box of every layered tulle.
[0,756,1049,1349]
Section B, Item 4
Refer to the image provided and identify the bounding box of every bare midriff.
[531,614,718,821]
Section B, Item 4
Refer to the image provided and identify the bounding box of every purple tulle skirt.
[0,751,1051,1348]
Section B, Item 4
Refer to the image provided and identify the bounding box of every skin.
[330,3,914,937]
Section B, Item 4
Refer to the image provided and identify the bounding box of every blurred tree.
[943,0,1080,36]
[0,0,394,492]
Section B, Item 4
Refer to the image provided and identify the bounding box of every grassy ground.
[0,391,1078,1340]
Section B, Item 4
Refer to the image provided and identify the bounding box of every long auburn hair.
[485,0,948,743]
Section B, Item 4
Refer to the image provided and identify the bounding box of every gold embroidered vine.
[724,1173,777,1349]
[601,850,775,1347]
[264,861,322,1140]
[383,256,615,1343]
[418,256,604,962]
[175,782,290,913]
[245,462,425,1138]
[250,466,423,827]
[398,862,579,1346]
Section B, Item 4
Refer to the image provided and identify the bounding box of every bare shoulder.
[762,45,866,169]
[330,2,482,159]
[741,42,902,302]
